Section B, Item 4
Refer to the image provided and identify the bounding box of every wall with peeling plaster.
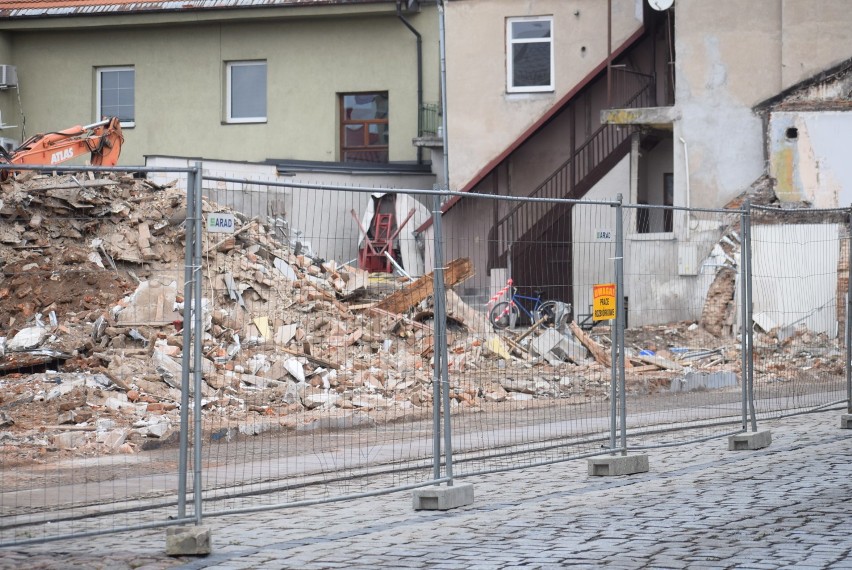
[444,0,643,191]
[769,111,852,208]
[572,153,719,327]
[674,0,852,209]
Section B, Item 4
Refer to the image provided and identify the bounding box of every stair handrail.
[489,74,654,265]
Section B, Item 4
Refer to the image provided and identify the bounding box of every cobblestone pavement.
[2,409,850,569]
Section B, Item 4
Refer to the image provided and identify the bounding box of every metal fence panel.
[0,166,195,546]
[194,178,440,516]
[618,204,747,445]
[748,206,849,419]
[4,164,850,546]
[440,194,619,475]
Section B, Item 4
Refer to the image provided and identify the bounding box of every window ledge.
[222,120,268,125]
[627,232,676,241]
[505,89,555,98]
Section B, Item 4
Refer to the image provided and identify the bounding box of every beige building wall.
[0,6,439,166]
[444,0,643,191]
[674,0,852,209]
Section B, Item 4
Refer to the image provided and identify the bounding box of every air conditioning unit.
[0,65,18,89]
[0,137,17,154]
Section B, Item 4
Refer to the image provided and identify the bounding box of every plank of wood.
[33,179,116,192]
[501,335,532,361]
[633,353,684,371]
[374,257,473,315]
[627,364,660,373]
[368,307,433,332]
[204,220,258,254]
[569,321,611,367]
[279,346,340,370]
[515,318,546,343]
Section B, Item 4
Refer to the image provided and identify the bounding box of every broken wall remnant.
[769,111,852,207]
[700,267,737,337]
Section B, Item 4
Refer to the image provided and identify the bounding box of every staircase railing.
[488,72,655,269]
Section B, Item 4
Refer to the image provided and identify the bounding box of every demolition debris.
[0,172,842,465]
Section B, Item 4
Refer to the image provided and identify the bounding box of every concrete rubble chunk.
[284,358,306,383]
[499,377,536,394]
[153,350,183,388]
[273,257,298,281]
[117,279,181,324]
[671,371,738,393]
[8,326,48,351]
[529,328,563,358]
[52,431,88,450]
[166,526,212,556]
[101,429,128,450]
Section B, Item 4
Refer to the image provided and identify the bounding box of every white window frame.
[506,16,554,94]
[96,66,135,128]
[226,60,267,124]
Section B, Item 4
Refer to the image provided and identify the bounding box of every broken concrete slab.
[52,431,88,450]
[117,279,181,324]
[166,526,212,556]
[529,328,562,358]
[7,326,49,351]
[670,371,738,393]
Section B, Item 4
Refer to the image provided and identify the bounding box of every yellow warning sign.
[593,283,616,321]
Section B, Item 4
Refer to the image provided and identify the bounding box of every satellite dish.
[649,0,674,10]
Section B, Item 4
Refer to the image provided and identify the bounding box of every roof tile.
[0,0,391,18]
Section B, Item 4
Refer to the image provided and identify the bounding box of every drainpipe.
[437,0,449,190]
[679,136,690,240]
[397,1,423,165]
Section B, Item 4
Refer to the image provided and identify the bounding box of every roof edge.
[754,56,852,112]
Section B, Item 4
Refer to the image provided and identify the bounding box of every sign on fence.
[207,212,235,233]
[593,283,616,321]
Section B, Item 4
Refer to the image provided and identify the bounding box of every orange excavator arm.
[0,116,124,172]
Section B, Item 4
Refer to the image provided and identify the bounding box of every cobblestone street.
[2,409,850,569]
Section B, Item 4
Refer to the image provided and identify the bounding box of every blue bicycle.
[488,287,567,330]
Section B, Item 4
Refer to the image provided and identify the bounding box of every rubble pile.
[0,172,607,464]
[0,172,841,466]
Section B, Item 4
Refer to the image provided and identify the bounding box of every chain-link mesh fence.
[442,195,617,476]
[748,205,850,420]
[620,204,747,446]
[195,178,440,516]
[0,165,198,546]
[3,166,850,547]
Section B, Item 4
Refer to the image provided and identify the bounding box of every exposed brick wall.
[700,267,737,337]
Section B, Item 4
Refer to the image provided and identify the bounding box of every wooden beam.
[279,346,340,370]
[569,321,611,367]
[633,353,684,371]
[374,257,473,314]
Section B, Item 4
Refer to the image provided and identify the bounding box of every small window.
[226,61,267,123]
[507,16,554,93]
[340,92,389,163]
[97,67,135,127]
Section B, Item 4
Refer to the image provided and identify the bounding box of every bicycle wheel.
[535,300,569,328]
[489,301,518,330]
